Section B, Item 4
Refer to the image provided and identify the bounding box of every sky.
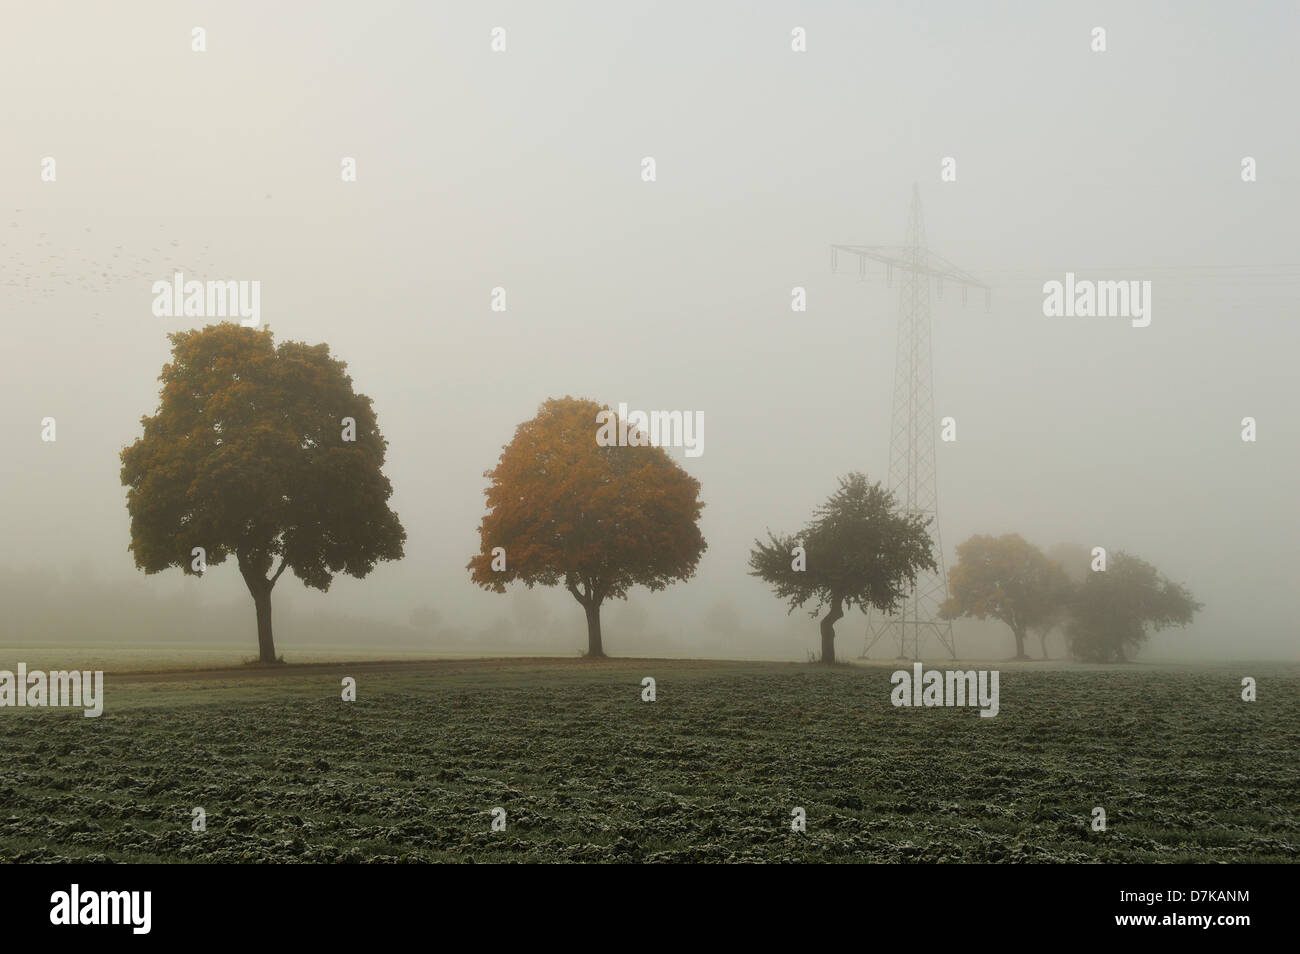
[2,0,1297,661]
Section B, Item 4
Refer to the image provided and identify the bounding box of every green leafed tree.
[1065,551,1201,662]
[749,473,936,664]
[940,534,1071,660]
[120,322,406,662]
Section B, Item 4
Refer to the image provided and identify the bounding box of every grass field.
[0,658,1296,862]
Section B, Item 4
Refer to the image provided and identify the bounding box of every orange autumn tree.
[468,396,706,657]
[940,534,1069,660]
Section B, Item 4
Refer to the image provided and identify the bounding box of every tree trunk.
[584,601,605,658]
[238,556,281,664]
[1039,631,1049,660]
[253,587,277,663]
[1013,627,1028,660]
[819,597,844,665]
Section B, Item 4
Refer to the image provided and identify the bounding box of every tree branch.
[270,557,289,587]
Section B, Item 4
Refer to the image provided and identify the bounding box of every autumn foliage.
[940,534,1069,660]
[468,396,706,657]
[942,535,1199,662]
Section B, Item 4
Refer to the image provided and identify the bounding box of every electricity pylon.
[831,184,988,660]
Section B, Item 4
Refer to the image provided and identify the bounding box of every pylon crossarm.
[921,250,990,291]
[831,245,988,293]
[831,245,915,273]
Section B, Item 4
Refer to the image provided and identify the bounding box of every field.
[0,657,1296,863]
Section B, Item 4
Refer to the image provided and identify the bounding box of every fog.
[3,1,1297,662]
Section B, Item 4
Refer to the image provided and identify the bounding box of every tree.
[1026,569,1075,659]
[749,473,936,665]
[941,534,1069,660]
[1064,551,1201,662]
[1045,542,1092,585]
[1034,542,1095,658]
[120,323,406,662]
[467,396,706,657]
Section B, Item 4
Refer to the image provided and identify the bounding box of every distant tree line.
[748,474,1201,664]
[940,535,1201,663]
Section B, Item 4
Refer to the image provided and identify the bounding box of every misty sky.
[2,1,1297,660]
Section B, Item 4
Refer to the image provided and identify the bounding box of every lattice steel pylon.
[831,184,989,660]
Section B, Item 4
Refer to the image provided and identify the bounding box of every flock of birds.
[3,209,218,321]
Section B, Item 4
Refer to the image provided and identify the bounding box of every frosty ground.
[0,658,1294,863]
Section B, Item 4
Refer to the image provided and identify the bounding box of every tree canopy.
[120,322,405,661]
[749,473,936,664]
[940,534,1070,660]
[467,396,706,657]
[1065,551,1201,662]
